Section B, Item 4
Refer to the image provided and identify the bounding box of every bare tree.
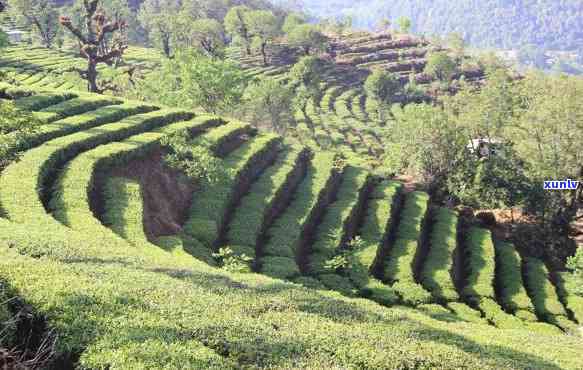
[59,0,127,93]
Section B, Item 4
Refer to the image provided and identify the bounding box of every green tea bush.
[309,167,370,275]
[227,146,308,256]
[420,207,459,302]
[102,177,148,246]
[462,227,496,303]
[350,180,401,303]
[494,242,536,320]
[382,191,432,306]
[524,257,569,323]
[35,95,122,123]
[0,108,182,224]
[554,272,583,324]
[478,297,524,329]
[261,152,338,279]
[383,191,428,282]
[184,134,281,248]
[14,91,76,111]
[50,115,221,235]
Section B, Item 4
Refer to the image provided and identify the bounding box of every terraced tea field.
[227,31,485,168]
[0,82,582,368]
[0,44,162,91]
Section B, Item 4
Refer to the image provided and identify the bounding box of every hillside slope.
[0,83,582,368]
[281,0,583,52]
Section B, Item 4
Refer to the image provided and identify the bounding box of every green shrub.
[261,257,301,279]
[184,134,281,248]
[213,247,253,273]
[478,297,524,329]
[227,146,308,254]
[462,227,496,303]
[420,207,459,302]
[309,167,370,275]
[0,108,182,225]
[154,236,215,266]
[102,177,148,246]
[382,191,431,306]
[14,91,76,111]
[524,257,569,321]
[49,114,218,236]
[555,272,583,324]
[494,242,536,319]
[261,152,338,279]
[35,95,122,123]
[447,302,486,324]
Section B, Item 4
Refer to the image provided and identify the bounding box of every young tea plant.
[161,130,226,186]
[212,247,253,273]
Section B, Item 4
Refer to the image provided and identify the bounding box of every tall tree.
[138,0,181,57]
[425,52,457,82]
[224,5,252,55]
[59,0,128,93]
[9,0,59,48]
[397,16,411,33]
[282,12,305,34]
[247,10,279,65]
[287,24,328,56]
[189,18,226,58]
[137,50,250,114]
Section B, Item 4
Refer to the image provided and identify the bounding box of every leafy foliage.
[424,52,457,82]
[287,24,328,56]
[0,100,40,168]
[213,247,253,273]
[242,77,293,134]
[136,50,249,114]
[161,130,225,186]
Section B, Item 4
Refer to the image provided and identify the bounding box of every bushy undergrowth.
[494,242,537,321]
[462,227,496,303]
[420,207,459,302]
[102,177,149,246]
[383,191,432,306]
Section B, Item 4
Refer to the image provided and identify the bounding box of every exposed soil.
[109,149,195,239]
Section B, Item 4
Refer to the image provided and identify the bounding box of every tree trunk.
[261,42,268,66]
[162,35,171,58]
[87,61,99,93]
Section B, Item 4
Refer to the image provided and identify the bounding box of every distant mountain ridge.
[273,0,583,53]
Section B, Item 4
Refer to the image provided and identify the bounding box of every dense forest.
[276,0,583,56]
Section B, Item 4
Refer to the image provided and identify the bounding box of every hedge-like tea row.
[383,191,432,305]
[3,103,157,166]
[420,207,460,302]
[102,177,149,246]
[477,297,525,329]
[49,115,222,235]
[35,95,122,123]
[524,257,574,331]
[261,152,339,280]
[320,85,343,113]
[554,272,583,324]
[462,227,496,303]
[183,134,281,250]
[0,81,36,98]
[0,109,190,225]
[494,242,537,321]
[190,120,253,157]
[308,166,371,275]
[14,91,76,111]
[227,146,309,262]
[351,180,402,304]
[154,235,216,266]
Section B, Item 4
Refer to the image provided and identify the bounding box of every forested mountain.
[274,0,583,53]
